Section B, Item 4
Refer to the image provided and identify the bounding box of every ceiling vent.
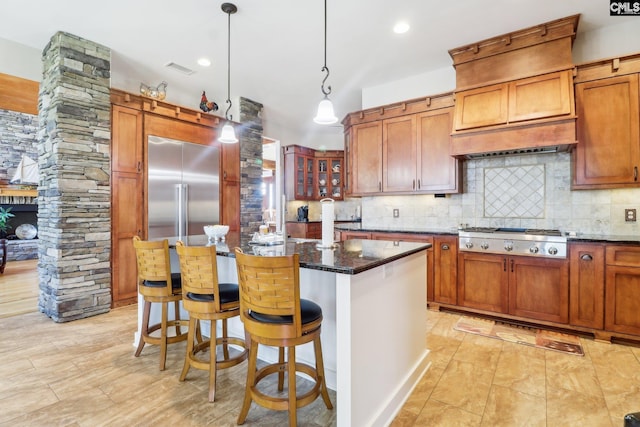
[165,62,195,75]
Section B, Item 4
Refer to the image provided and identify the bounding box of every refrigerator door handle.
[175,184,184,240]
[183,183,189,241]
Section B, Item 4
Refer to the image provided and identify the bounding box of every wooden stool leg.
[222,319,230,360]
[180,317,197,382]
[135,301,152,357]
[287,346,297,427]
[277,346,285,391]
[174,300,182,335]
[314,334,333,409]
[208,319,218,402]
[238,337,258,425]
[159,302,169,371]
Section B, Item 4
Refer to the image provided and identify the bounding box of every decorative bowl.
[204,224,229,241]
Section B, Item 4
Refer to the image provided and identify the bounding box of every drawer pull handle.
[580,254,593,261]
[503,258,507,272]
[441,244,449,250]
[635,166,638,181]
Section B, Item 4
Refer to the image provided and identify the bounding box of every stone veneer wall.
[238,97,264,240]
[37,32,112,322]
[0,109,39,182]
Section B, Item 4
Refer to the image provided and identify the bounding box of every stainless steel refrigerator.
[147,135,220,244]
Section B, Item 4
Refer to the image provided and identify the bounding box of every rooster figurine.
[200,91,219,112]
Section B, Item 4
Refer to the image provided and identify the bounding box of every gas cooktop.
[458,227,567,258]
[461,227,562,236]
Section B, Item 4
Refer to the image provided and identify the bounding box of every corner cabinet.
[573,54,640,189]
[283,145,344,201]
[343,94,461,196]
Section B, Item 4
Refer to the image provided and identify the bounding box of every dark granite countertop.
[335,223,458,235]
[567,234,640,245]
[168,233,431,275]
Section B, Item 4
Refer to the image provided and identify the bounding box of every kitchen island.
[138,234,431,427]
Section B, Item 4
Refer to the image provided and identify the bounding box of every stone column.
[37,32,111,322]
[238,97,264,239]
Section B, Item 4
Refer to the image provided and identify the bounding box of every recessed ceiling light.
[393,21,410,34]
[197,57,211,67]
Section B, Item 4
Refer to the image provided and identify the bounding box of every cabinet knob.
[580,253,593,261]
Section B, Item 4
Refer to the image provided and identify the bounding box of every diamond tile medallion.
[484,165,545,218]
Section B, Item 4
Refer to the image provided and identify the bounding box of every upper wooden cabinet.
[343,94,460,196]
[112,105,142,173]
[448,15,579,158]
[573,54,640,189]
[283,145,344,201]
[348,121,383,195]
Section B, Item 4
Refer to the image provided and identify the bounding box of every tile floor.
[1,300,640,426]
[392,310,640,427]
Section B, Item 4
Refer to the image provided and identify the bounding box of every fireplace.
[1,203,38,261]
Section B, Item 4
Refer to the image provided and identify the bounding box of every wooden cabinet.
[454,70,573,131]
[111,172,143,306]
[283,145,344,201]
[221,142,240,231]
[284,145,315,200]
[339,230,372,240]
[458,252,509,314]
[111,104,143,307]
[112,105,143,174]
[316,152,343,200]
[348,121,383,195]
[383,115,416,192]
[344,95,460,196]
[458,252,569,322]
[605,245,640,335]
[417,108,460,193]
[287,222,322,239]
[569,243,605,329]
[508,256,569,324]
[573,73,640,189]
[432,235,458,305]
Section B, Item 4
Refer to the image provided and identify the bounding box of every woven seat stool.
[176,241,248,402]
[133,236,187,370]
[234,248,333,426]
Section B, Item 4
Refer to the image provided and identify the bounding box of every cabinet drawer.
[606,245,640,267]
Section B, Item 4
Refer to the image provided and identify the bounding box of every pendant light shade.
[219,3,238,144]
[314,0,337,125]
[219,123,239,144]
[314,96,338,125]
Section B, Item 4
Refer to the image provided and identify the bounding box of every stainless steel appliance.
[147,135,220,243]
[458,227,567,258]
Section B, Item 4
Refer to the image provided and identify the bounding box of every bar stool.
[175,241,248,402]
[234,248,333,426]
[132,236,187,370]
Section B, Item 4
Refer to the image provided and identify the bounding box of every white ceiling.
[0,0,635,142]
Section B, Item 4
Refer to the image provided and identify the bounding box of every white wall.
[0,38,41,81]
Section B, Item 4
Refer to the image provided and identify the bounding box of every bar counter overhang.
[136,233,431,427]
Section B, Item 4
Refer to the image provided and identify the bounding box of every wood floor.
[2,263,640,426]
[0,259,38,318]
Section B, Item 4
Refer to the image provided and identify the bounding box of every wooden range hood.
[448,15,580,159]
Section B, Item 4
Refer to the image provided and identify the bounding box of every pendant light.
[313,0,338,125]
[219,2,239,144]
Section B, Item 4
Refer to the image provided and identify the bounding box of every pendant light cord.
[225,8,233,120]
[320,0,331,97]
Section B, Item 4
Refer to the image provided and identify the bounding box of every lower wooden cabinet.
[287,222,321,239]
[458,252,569,323]
[569,243,605,329]
[605,245,640,335]
[433,235,458,305]
[458,252,509,314]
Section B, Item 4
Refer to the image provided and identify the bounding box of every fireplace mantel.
[0,186,37,197]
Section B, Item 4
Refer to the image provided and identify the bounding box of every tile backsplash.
[360,152,640,236]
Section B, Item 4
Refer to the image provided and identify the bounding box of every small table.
[0,239,7,274]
